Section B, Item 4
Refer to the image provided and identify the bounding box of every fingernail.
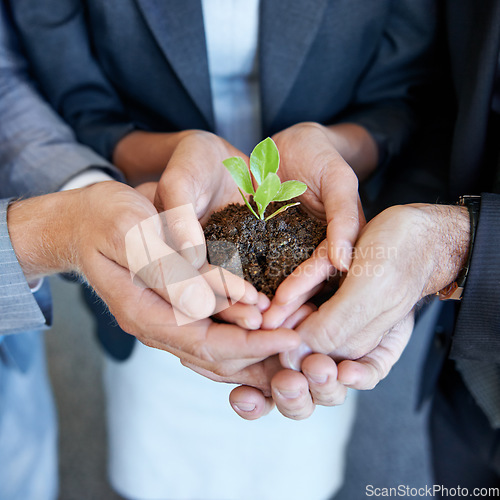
[240,316,262,330]
[257,293,271,312]
[265,315,285,330]
[305,372,328,384]
[273,388,301,400]
[179,283,214,318]
[339,374,358,388]
[281,343,313,371]
[232,402,256,412]
[180,241,204,268]
[337,241,352,271]
[338,368,359,388]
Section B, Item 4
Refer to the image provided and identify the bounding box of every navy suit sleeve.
[338,0,440,167]
[450,193,500,363]
[8,0,135,160]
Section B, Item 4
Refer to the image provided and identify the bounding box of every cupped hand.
[262,122,374,329]
[155,130,246,222]
[136,180,271,330]
[287,204,470,363]
[152,131,273,327]
[272,122,372,271]
[229,203,470,420]
[75,181,300,376]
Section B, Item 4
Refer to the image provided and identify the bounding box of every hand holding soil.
[205,137,326,298]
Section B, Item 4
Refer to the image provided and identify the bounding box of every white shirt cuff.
[59,168,115,191]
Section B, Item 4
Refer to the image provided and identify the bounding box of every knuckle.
[112,309,136,337]
[169,217,188,235]
[308,319,338,354]
[191,340,217,365]
[336,165,358,186]
[313,388,346,407]
[280,404,315,421]
[334,211,359,229]
[360,361,386,390]
[210,363,235,378]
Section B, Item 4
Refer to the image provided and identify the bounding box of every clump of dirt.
[203,203,326,298]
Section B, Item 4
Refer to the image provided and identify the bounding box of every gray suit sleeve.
[7,0,135,160]
[0,2,124,198]
[0,199,48,335]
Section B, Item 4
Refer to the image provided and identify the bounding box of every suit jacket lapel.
[450,0,500,195]
[259,0,328,131]
[135,0,214,129]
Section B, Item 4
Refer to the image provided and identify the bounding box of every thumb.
[321,163,363,271]
[155,170,207,269]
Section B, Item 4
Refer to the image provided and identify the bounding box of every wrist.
[416,204,470,297]
[323,123,378,180]
[7,190,82,280]
[113,129,197,184]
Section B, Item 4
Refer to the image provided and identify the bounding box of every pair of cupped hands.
[79,122,469,421]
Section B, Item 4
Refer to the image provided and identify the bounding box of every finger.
[272,240,335,306]
[272,369,315,420]
[321,164,361,271]
[87,253,301,374]
[278,304,317,370]
[263,240,334,329]
[200,262,260,306]
[201,324,300,366]
[135,182,158,202]
[262,284,323,330]
[183,354,283,395]
[301,354,347,406]
[257,292,271,312]
[293,255,398,355]
[337,313,415,390]
[214,302,263,330]
[279,342,313,371]
[154,149,199,213]
[153,142,213,267]
[281,303,317,329]
[230,386,275,420]
[155,132,244,220]
[153,323,301,376]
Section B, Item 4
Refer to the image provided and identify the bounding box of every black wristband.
[438,195,481,300]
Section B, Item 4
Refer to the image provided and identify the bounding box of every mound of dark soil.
[203,203,326,297]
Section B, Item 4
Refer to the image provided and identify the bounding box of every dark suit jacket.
[12,0,438,163]
[10,0,440,360]
[446,0,500,363]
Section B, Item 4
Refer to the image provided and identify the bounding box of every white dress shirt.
[202,0,262,156]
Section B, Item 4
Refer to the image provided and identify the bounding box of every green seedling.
[222,137,307,221]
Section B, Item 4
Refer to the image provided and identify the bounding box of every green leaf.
[254,172,281,219]
[250,137,279,185]
[265,202,301,221]
[237,189,259,219]
[273,180,307,202]
[222,157,254,195]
